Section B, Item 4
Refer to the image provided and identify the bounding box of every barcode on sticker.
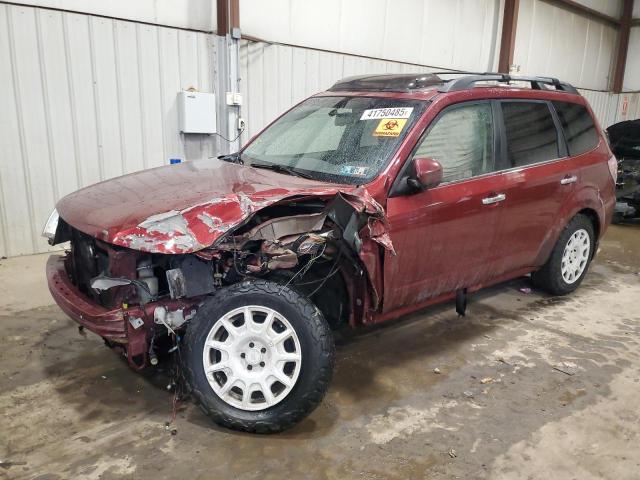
[360,107,413,120]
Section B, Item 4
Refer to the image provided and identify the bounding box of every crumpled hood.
[57,158,367,253]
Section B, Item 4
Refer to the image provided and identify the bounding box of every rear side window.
[552,101,599,156]
[501,102,559,167]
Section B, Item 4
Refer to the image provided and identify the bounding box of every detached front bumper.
[46,255,127,343]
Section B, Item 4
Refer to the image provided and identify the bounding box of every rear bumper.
[46,255,127,343]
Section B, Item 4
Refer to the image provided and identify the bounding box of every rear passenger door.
[488,100,574,276]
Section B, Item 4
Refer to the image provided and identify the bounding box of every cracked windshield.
[242,96,427,184]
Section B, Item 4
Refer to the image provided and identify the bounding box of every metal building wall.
[239,0,503,73]
[0,3,217,257]
[624,25,640,91]
[238,39,628,143]
[2,3,638,258]
[235,0,635,136]
[578,89,620,127]
[615,92,640,121]
[573,0,622,18]
[7,0,217,31]
[514,0,618,91]
[238,40,445,144]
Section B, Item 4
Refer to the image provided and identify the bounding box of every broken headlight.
[41,208,60,244]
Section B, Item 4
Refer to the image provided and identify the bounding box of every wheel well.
[268,261,351,330]
[305,264,351,329]
[577,208,600,237]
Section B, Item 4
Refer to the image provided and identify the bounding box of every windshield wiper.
[250,162,315,180]
[218,152,243,164]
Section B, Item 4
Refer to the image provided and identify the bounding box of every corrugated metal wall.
[624,26,640,91]
[11,0,217,32]
[238,39,628,143]
[574,0,622,18]
[238,40,448,144]
[240,0,630,93]
[239,0,503,73]
[514,0,618,90]
[0,3,217,257]
[616,92,640,121]
[1,2,638,258]
[578,89,620,127]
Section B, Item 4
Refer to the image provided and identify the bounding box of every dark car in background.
[607,119,640,222]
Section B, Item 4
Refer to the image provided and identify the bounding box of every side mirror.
[410,157,443,190]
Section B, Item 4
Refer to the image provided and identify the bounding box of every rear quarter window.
[552,101,599,156]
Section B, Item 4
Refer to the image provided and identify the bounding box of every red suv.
[44,73,616,432]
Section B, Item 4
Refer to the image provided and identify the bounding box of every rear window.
[501,102,560,167]
[552,101,599,156]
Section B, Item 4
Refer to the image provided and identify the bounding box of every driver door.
[383,101,508,313]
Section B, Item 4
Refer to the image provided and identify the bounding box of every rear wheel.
[182,280,334,433]
[531,214,595,295]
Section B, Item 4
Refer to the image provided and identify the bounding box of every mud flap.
[455,288,467,317]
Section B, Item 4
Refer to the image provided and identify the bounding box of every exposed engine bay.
[56,191,393,369]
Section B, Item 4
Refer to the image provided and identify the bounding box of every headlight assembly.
[42,208,60,243]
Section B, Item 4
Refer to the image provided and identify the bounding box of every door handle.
[482,193,506,205]
[560,175,577,185]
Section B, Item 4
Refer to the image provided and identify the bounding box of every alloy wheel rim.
[561,228,590,284]
[202,305,302,411]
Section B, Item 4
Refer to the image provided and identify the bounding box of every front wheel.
[531,214,595,295]
[182,280,334,433]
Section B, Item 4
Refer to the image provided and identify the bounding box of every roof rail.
[437,72,578,94]
[327,72,579,95]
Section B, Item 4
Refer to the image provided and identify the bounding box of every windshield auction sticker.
[373,118,408,137]
[360,107,413,120]
[340,165,368,176]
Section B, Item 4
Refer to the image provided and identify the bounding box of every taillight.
[607,155,618,183]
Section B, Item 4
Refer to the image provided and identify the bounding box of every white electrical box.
[178,91,216,134]
[225,92,243,106]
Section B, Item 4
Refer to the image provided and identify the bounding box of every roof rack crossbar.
[438,73,578,94]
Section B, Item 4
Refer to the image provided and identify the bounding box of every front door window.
[413,102,495,184]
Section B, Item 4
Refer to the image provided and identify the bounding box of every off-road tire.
[531,214,595,295]
[182,279,335,433]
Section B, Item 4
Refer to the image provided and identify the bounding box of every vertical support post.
[612,0,634,93]
[498,0,520,73]
[216,0,239,35]
[216,0,241,153]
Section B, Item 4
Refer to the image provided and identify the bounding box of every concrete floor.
[1,224,639,480]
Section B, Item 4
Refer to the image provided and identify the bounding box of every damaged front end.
[47,188,392,370]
